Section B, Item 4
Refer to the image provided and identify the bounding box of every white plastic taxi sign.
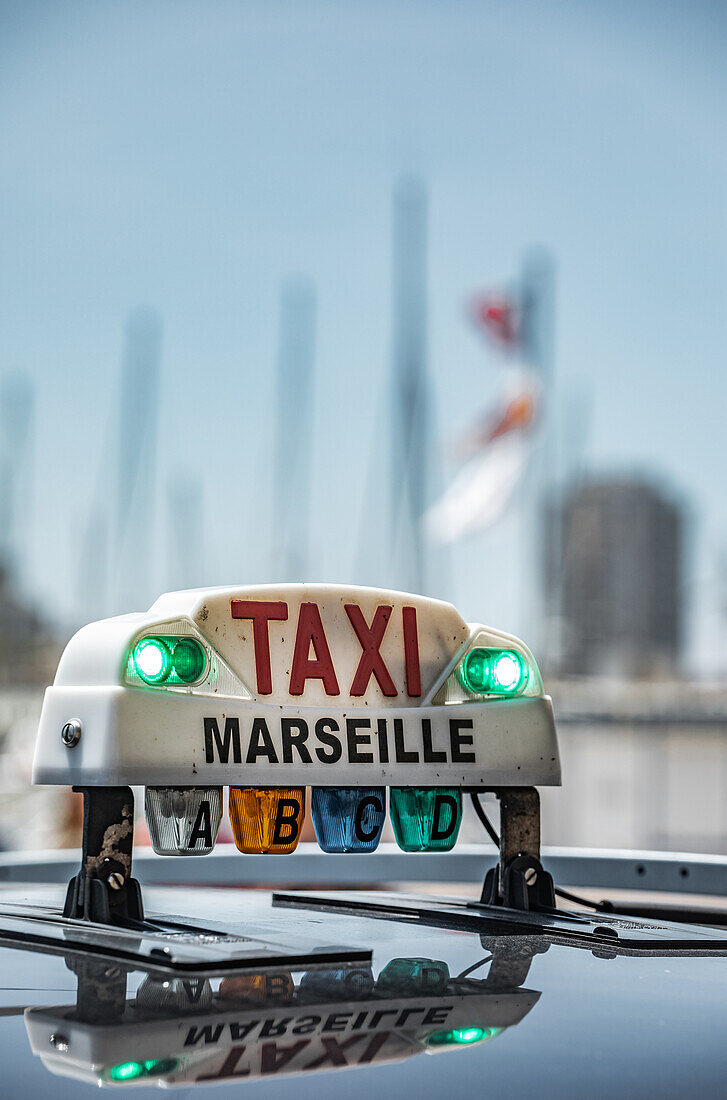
[153,584,471,705]
[32,584,560,789]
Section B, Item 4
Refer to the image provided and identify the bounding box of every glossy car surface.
[1,882,726,1098]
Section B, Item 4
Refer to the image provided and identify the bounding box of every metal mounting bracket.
[478,787,555,911]
[63,786,145,926]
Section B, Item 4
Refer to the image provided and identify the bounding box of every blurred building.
[0,563,59,688]
[0,564,67,851]
[538,677,727,855]
[544,477,683,677]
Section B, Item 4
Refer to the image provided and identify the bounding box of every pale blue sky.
[1,0,726,672]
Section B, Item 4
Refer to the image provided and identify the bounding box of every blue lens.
[311,787,386,852]
[298,967,375,1003]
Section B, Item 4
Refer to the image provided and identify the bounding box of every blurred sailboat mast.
[273,278,316,580]
[115,307,162,610]
[390,176,430,594]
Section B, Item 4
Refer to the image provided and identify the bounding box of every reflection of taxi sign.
[26,953,540,1087]
[32,585,559,904]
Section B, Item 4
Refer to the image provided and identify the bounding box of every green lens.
[390,788,462,852]
[107,1058,178,1082]
[426,1027,502,1047]
[172,637,206,683]
[133,637,172,684]
[461,648,492,693]
[130,635,209,687]
[376,957,450,996]
[460,647,526,696]
[108,1062,144,1082]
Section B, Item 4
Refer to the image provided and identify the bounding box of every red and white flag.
[470,294,521,348]
[426,366,540,542]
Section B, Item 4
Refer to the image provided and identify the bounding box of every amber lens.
[228,787,306,853]
[219,973,294,1005]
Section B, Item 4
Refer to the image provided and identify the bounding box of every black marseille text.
[203,716,475,766]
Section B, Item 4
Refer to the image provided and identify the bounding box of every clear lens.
[145,786,222,855]
[135,976,212,1014]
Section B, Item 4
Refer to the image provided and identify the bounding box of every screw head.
[107,871,125,891]
[49,1033,69,1052]
[524,867,538,886]
[61,720,82,748]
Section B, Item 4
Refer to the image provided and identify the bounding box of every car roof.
[2,881,727,1098]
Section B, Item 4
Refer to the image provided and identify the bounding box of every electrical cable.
[455,955,493,981]
[469,794,727,926]
[469,791,500,846]
[469,792,611,912]
[553,885,613,911]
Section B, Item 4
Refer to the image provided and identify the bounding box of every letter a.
[289,603,340,696]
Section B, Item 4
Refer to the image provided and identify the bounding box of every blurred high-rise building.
[390,176,429,595]
[544,477,683,677]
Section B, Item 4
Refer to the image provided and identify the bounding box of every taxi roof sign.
[31,583,562,926]
[33,583,560,789]
[155,583,471,704]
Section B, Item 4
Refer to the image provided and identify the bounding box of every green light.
[172,637,206,683]
[108,1062,145,1082]
[106,1058,178,1082]
[460,647,526,697]
[426,1026,503,1047]
[132,637,172,684]
[461,648,492,693]
[130,635,208,687]
[491,651,525,692]
[457,1028,485,1042]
